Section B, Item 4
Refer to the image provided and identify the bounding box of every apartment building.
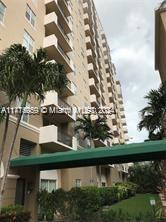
[0,0,128,220]
[155,1,166,82]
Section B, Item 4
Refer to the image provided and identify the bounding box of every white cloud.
[95,0,161,142]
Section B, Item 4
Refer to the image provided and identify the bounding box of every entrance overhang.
[10,140,166,171]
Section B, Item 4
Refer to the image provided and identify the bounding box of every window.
[17,98,30,123]
[0,1,6,23]
[41,179,56,192]
[23,30,34,53]
[75,179,81,187]
[19,139,35,156]
[25,4,36,26]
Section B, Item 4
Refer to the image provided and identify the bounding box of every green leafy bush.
[116,182,138,198]
[37,182,138,222]
[0,205,30,222]
[99,186,119,206]
[128,163,162,194]
[37,189,55,221]
[68,187,101,222]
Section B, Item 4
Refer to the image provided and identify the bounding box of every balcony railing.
[78,138,89,148]
[58,23,70,42]
[58,2,69,22]
[58,130,72,147]
[58,97,71,110]
[58,45,70,63]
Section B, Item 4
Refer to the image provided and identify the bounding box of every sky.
[95,0,162,143]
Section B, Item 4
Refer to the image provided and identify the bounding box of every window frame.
[75,179,81,188]
[41,179,57,193]
[16,98,30,123]
[25,4,36,27]
[0,1,6,24]
[23,30,34,53]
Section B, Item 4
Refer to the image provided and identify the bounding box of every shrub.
[128,163,161,194]
[52,188,68,216]
[0,205,30,222]
[37,182,138,222]
[68,187,102,222]
[99,186,119,206]
[116,182,138,198]
[37,189,54,221]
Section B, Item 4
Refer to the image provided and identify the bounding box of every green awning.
[10,140,166,170]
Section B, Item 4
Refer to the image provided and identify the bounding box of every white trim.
[7,174,20,179]
[9,116,40,133]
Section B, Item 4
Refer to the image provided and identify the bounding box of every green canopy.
[10,140,166,170]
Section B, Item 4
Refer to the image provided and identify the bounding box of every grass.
[111,194,160,216]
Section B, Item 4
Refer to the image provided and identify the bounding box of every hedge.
[0,205,31,222]
[38,182,138,221]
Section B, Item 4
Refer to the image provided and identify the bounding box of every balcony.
[58,0,72,17]
[107,82,112,92]
[101,81,105,93]
[109,92,114,103]
[39,125,77,152]
[45,0,72,34]
[43,35,73,73]
[119,99,123,105]
[84,24,93,37]
[63,79,76,97]
[83,2,91,14]
[125,135,129,142]
[41,91,76,123]
[94,139,108,147]
[101,97,106,106]
[121,112,125,119]
[105,64,110,73]
[122,119,127,126]
[90,94,100,108]
[84,13,89,25]
[123,127,128,134]
[85,36,95,50]
[102,39,107,48]
[113,138,119,145]
[89,78,100,97]
[98,70,104,80]
[112,125,119,137]
[88,63,99,83]
[104,55,109,63]
[44,12,72,53]
[112,114,117,125]
[87,49,97,69]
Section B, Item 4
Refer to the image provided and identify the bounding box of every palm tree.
[0,44,68,209]
[75,114,113,148]
[138,82,166,191]
[75,114,113,187]
[138,82,166,140]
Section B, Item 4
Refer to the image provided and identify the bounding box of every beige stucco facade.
[155,1,166,82]
[0,0,129,221]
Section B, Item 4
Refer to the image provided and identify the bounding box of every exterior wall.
[155,4,166,82]
[0,0,45,53]
[0,0,129,220]
[158,12,166,82]
[61,167,98,190]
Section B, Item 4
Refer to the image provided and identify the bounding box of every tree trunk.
[0,95,28,211]
[89,139,102,187]
[0,112,10,164]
